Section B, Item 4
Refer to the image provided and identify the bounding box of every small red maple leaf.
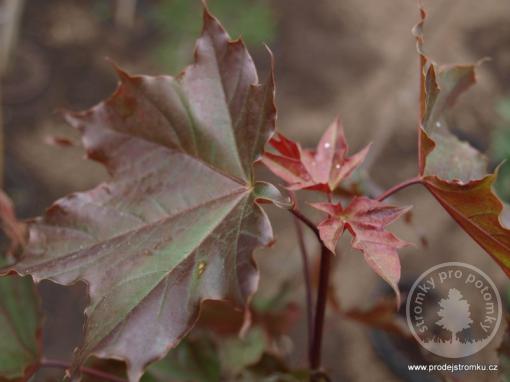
[261,118,371,192]
[311,197,412,304]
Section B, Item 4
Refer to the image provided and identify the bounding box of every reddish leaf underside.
[415,8,510,275]
[311,197,411,305]
[262,119,370,192]
[3,9,277,382]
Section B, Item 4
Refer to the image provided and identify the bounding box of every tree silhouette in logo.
[436,288,473,343]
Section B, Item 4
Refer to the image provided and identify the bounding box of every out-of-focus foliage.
[141,332,310,382]
[0,193,41,382]
[491,98,510,202]
[149,0,275,72]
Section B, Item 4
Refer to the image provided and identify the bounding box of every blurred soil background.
[1,0,510,381]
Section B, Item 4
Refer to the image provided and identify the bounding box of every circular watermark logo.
[406,262,502,358]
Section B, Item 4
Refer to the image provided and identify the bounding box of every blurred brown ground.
[2,0,510,381]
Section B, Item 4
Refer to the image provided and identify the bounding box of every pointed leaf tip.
[103,57,134,85]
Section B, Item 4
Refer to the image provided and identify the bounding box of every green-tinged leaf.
[253,182,293,209]
[220,327,267,376]
[0,272,41,381]
[420,63,486,181]
[4,8,276,382]
[141,336,221,382]
[0,192,41,381]
[139,290,299,382]
[235,353,311,382]
[141,335,307,382]
[497,98,510,123]
[491,99,510,202]
[415,7,510,276]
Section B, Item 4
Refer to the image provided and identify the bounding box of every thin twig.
[289,208,320,240]
[40,359,127,382]
[293,215,314,366]
[376,176,422,202]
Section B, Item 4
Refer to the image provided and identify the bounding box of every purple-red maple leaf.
[261,118,370,192]
[311,197,411,304]
[2,8,279,382]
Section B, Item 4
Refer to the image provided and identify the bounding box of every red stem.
[310,244,333,372]
[39,359,127,382]
[376,176,422,202]
[289,207,331,374]
[290,205,335,376]
[290,208,320,240]
[293,216,314,366]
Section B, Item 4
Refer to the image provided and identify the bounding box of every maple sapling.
[0,4,509,382]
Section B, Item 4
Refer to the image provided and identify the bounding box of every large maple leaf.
[311,197,411,304]
[261,118,370,192]
[2,9,277,381]
[415,8,510,275]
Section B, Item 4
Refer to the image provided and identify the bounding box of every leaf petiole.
[376,176,423,202]
[289,208,321,241]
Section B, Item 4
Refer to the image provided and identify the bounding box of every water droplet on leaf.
[197,261,206,277]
